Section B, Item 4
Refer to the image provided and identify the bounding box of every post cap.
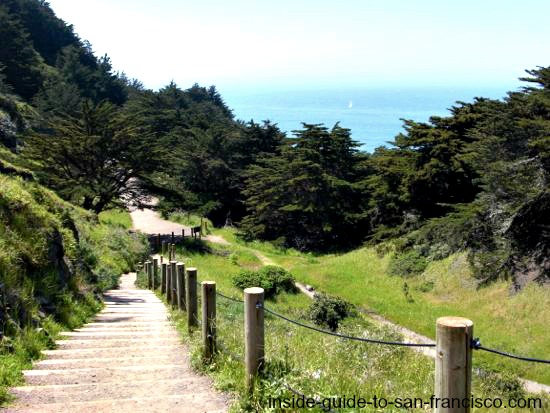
[244,287,264,294]
[436,316,473,328]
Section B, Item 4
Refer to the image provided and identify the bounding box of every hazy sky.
[47,0,549,91]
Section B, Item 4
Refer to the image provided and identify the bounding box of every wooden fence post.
[161,241,166,256]
[244,287,265,391]
[144,260,151,289]
[152,257,159,290]
[202,281,216,360]
[161,263,167,294]
[182,228,185,238]
[166,263,172,302]
[170,261,177,306]
[186,268,198,330]
[435,317,473,413]
[171,231,175,244]
[176,262,186,311]
[147,261,153,289]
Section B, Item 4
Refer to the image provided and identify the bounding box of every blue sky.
[47,0,549,91]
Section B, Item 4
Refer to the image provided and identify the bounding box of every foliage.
[308,293,355,331]
[24,101,162,213]
[240,123,369,251]
[388,250,429,277]
[232,266,296,298]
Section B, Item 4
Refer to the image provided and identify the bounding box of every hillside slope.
[0,147,148,404]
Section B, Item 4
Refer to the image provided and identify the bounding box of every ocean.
[222,86,514,152]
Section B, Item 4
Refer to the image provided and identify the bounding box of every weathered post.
[161,241,166,256]
[201,281,216,360]
[166,263,172,302]
[186,268,198,330]
[144,260,151,289]
[152,257,159,290]
[147,261,153,289]
[176,262,186,311]
[161,263,167,294]
[435,317,473,413]
[182,228,185,238]
[244,287,265,391]
[170,261,177,306]
[171,231,175,244]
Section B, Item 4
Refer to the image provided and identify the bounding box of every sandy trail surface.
[7,273,228,412]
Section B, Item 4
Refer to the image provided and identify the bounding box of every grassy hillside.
[200,228,550,385]
[141,237,549,412]
[0,149,148,404]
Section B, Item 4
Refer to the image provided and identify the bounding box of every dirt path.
[7,273,228,413]
[130,204,227,245]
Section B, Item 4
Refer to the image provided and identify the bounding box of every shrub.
[479,370,524,400]
[232,265,296,298]
[388,250,428,277]
[308,293,354,331]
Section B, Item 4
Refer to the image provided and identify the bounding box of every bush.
[388,250,428,277]
[479,370,524,400]
[232,265,296,298]
[308,293,355,331]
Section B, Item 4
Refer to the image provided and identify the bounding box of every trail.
[129,201,228,245]
[7,273,228,412]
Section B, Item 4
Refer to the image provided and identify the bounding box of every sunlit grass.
[157,240,550,412]
[208,227,550,385]
[98,208,132,229]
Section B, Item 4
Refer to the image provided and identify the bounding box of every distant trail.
[7,273,228,412]
[130,201,227,245]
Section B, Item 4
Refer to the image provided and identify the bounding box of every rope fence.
[138,250,549,413]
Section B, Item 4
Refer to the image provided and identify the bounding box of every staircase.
[6,273,227,413]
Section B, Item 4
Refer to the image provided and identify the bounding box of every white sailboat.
[348,100,353,109]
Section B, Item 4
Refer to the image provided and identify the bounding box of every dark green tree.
[0,5,44,99]
[241,123,367,250]
[25,101,161,213]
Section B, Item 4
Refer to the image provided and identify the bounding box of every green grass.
[98,209,133,229]
[142,239,549,412]
[206,228,550,386]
